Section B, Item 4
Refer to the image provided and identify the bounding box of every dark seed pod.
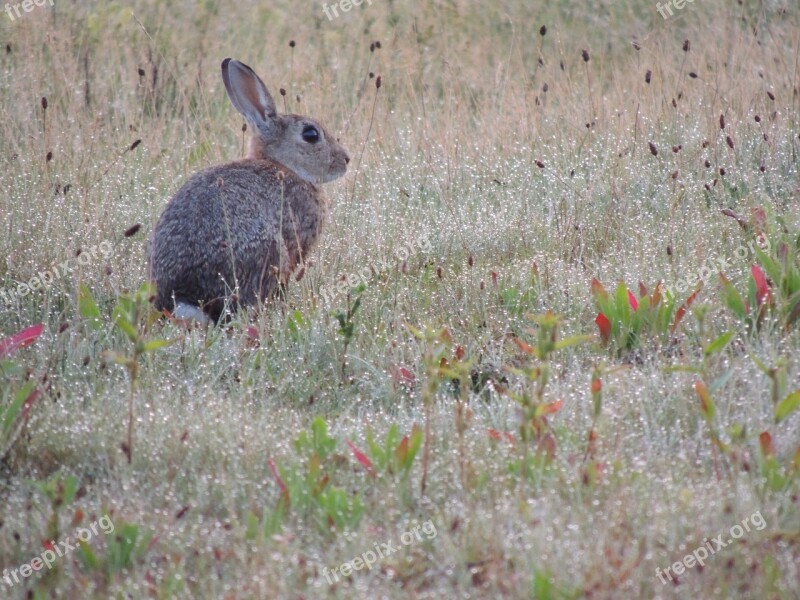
[645,70,651,84]
[648,142,658,156]
[581,49,590,62]
[539,25,547,36]
[124,224,141,237]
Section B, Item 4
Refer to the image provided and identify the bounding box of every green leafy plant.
[94,283,172,464]
[332,282,366,381]
[592,279,699,354]
[35,473,80,543]
[78,520,154,579]
[502,312,590,483]
[353,424,423,477]
[407,325,472,495]
[315,486,364,531]
[721,239,800,333]
[0,323,43,462]
[266,417,365,534]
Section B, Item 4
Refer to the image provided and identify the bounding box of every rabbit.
[148,58,350,324]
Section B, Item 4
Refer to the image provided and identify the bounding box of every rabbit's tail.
[173,303,211,325]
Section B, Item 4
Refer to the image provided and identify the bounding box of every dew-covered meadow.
[1,1,799,598]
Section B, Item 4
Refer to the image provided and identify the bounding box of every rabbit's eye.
[302,126,320,143]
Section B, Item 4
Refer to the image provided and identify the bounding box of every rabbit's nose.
[344,155,350,164]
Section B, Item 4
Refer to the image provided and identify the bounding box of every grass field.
[1,1,799,598]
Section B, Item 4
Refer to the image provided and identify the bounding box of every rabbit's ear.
[221,58,278,125]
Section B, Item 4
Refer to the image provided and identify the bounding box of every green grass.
[1,1,799,598]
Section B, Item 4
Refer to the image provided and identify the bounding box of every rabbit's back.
[150,159,326,319]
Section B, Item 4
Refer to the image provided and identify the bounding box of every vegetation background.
[0,0,798,598]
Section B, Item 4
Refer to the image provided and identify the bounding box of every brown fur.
[148,58,349,322]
